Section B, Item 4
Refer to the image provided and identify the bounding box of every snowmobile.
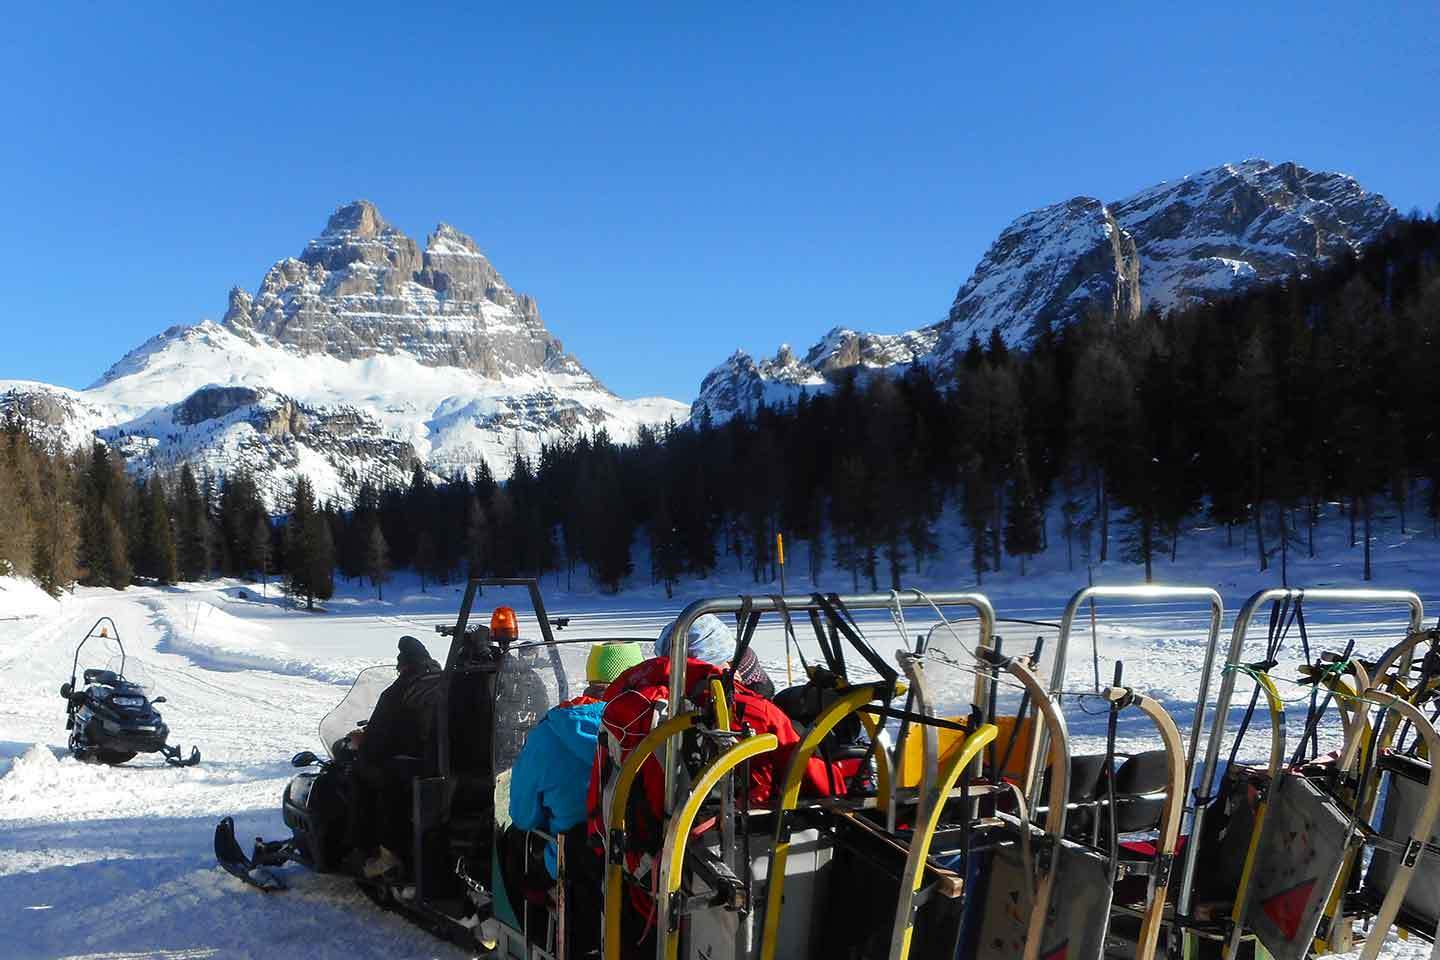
[59,616,200,767]
[215,577,622,948]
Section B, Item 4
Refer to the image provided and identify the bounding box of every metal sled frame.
[602,712,701,960]
[1222,668,1286,959]
[657,731,780,960]
[645,590,995,960]
[1336,689,1440,960]
[890,653,998,960]
[758,681,885,960]
[1181,587,1424,958]
[660,591,998,814]
[1104,684,1188,960]
[1019,585,1223,958]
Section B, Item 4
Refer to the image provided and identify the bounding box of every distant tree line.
[2,216,1439,597]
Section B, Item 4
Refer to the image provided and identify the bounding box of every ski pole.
[777,532,793,685]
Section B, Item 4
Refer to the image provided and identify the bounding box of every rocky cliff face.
[222,201,569,378]
[941,197,1142,353]
[691,328,939,422]
[4,201,686,506]
[694,159,1396,421]
[1110,159,1395,315]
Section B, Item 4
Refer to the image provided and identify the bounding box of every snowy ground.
[4,511,1440,959]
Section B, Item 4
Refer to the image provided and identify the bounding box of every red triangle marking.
[1040,943,1068,960]
[1262,878,1317,942]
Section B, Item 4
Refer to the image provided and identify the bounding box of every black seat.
[1114,751,1169,796]
[83,668,118,686]
[1111,751,1170,833]
[1069,754,1110,801]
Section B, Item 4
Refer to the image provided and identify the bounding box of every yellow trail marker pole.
[777,532,793,684]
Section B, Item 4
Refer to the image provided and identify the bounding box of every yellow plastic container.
[896,714,1033,786]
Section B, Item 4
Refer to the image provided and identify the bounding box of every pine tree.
[285,476,333,610]
[79,443,128,587]
[1004,449,1044,575]
[413,530,437,592]
[175,464,210,580]
[0,422,37,577]
[365,521,390,600]
[250,510,272,595]
[137,476,178,584]
[649,493,681,598]
[31,453,80,596]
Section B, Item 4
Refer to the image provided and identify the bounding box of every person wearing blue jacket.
[507,641,643,958]
[508,698,606,873]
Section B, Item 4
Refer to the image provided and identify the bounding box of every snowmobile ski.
[214,817,286,892]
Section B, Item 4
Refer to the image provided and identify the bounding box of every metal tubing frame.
[758,682,883,960]
[1178,588,1423,929]
[661,591,996,814]
[1108,687,1188,960]
[602,712,701,960]
[657,733,780,960]
[1030,586,1224,830]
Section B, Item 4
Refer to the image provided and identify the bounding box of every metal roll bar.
[662,591,996,812]
[1028,586,1224,814]
[1177,588,1423,935]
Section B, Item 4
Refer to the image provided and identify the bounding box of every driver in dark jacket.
[348,634,442,878]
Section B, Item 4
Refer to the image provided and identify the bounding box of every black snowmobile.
[60,617,200,767]
[215,578,576,948]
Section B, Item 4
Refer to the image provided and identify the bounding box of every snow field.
[3,550,1439,957]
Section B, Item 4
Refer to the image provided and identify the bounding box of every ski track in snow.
[2,576,1437,958]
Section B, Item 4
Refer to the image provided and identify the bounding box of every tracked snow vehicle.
[60,616,200,767]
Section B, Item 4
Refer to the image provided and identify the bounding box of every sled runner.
[60,616,200,767]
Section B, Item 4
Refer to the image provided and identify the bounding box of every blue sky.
[1,2,1435,401]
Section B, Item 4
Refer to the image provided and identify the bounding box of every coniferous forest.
[3,217,1440,600]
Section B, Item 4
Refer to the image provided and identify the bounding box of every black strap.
[806,609,842,676]
[1104,661,1123,885]
[815,593,897,685]
[858,704,971,734]
[1291,637,1355,767]
[996,635,1046,779]
[769,594,810,675]
[1226,596,1295,775]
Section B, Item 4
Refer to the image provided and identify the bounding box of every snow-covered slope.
[695,159,1396,421]
[1110,158,1395,315]
[2,201,687,504]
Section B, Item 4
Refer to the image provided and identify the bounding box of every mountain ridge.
[694,159,1396,422]
[3,200,687,506]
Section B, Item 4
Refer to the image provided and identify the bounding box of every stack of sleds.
[215,577,1440,960]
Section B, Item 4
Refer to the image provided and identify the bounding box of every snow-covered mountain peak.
[1110,158,1393,315]
[4,201,687,504]
[693,159,1397,421]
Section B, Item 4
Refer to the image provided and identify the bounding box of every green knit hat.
[586,641,645,684]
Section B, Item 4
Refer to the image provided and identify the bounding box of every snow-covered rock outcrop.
[694,159,1396,421]
[2,201,688,505]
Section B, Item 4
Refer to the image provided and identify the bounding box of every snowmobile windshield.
[493,642,588,774]
[319,665,399,758]
[74,634,153,694]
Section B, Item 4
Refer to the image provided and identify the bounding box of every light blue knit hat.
[655,613,736,666]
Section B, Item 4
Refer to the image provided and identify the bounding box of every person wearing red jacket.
[584,652,843,956]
